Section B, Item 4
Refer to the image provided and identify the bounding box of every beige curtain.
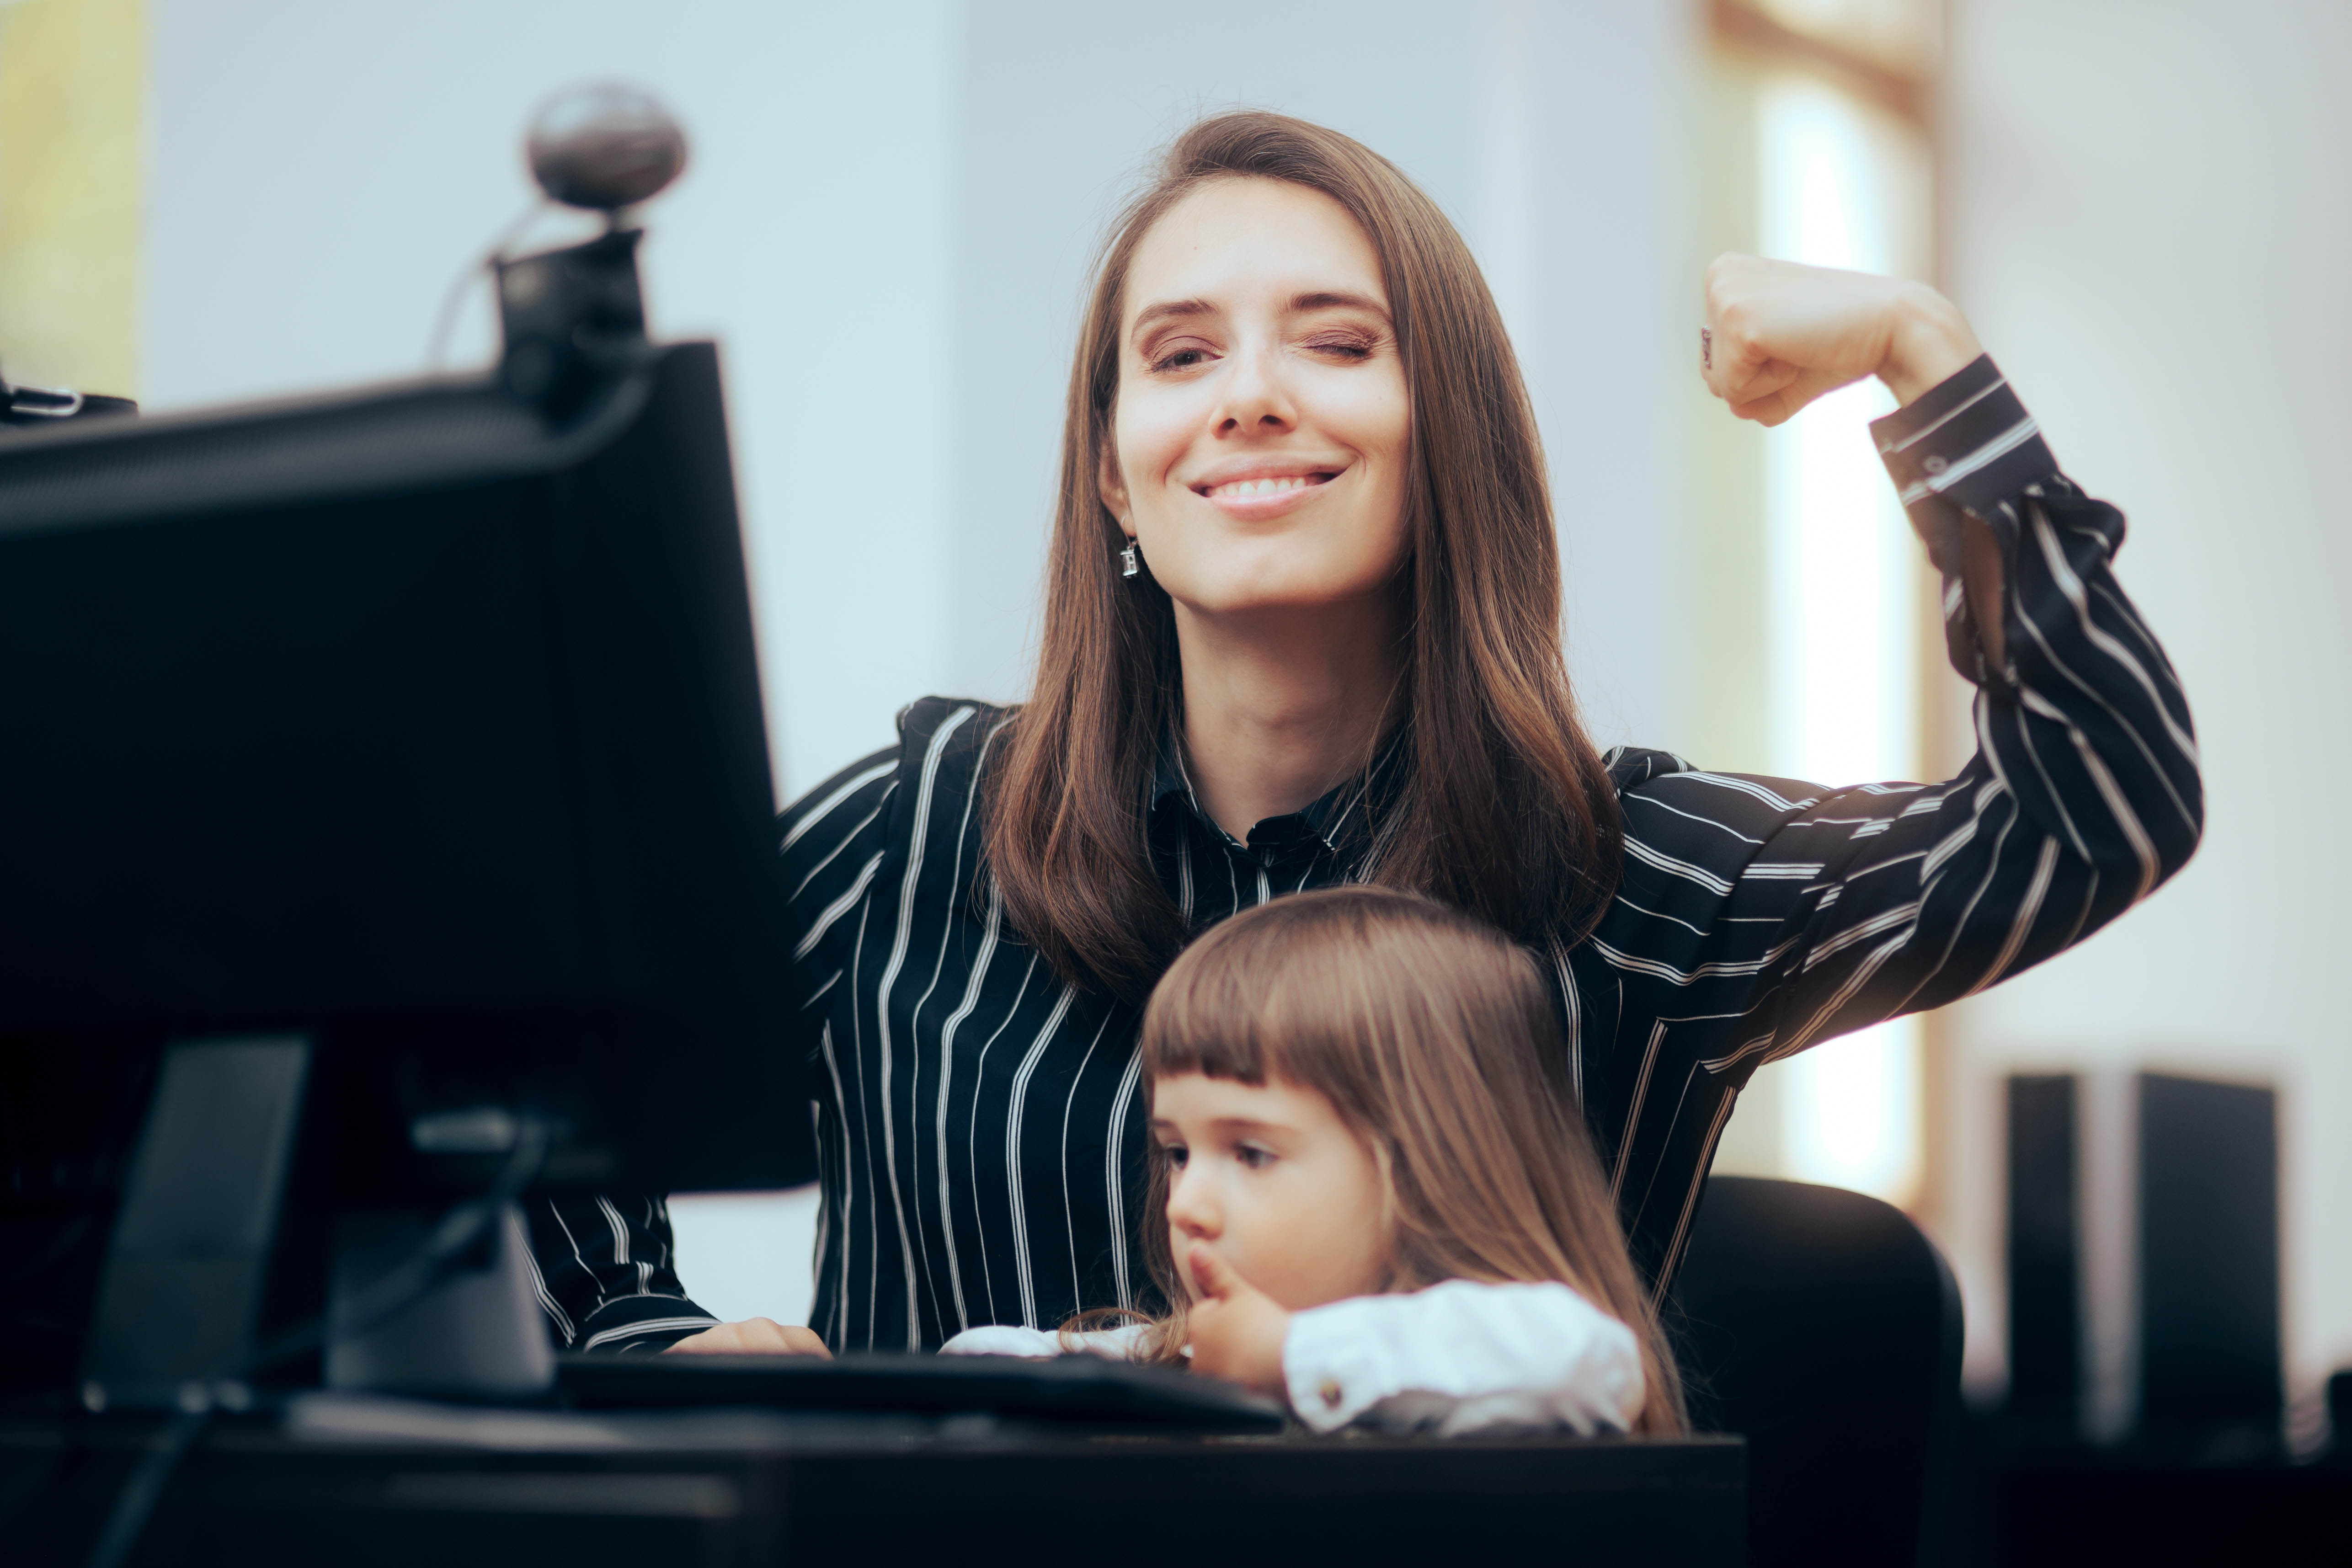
[0,0,143,398]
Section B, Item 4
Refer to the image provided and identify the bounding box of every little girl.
[944,886,1685,1437]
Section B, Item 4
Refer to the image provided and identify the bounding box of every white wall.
[1939,0,2352,1421]
[145,0,1697,1326]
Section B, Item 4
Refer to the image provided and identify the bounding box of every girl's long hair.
[1128,886,1685,1434]
[983,110,1621,1004]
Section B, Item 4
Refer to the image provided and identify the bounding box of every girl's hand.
[1701,253,1982,425]
[1184,1243,1293,1394]
[664,1317,832,1357]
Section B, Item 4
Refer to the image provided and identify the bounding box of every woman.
[528,111,2200,1357]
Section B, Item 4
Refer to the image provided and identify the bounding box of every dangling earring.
[1119,537,1140,580]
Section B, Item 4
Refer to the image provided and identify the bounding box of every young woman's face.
[1151,1070,1391,1311]
[1101,177,1412,620]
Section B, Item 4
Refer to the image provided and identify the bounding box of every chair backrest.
[1667,1176,1964,1568]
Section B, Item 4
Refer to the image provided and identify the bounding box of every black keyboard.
[558,1350,1285,1433]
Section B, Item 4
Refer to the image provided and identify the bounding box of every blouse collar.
[1148,722,1407,860]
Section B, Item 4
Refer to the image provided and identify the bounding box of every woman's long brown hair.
[983,110,1621,1004]
[1130,886,1684,1434]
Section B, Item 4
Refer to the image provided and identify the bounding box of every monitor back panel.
[0,346,805,1192]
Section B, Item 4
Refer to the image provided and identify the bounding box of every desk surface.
[5,1402,1746,1568]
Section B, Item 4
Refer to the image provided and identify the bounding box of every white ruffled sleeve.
[938,1323,1151,1360]
[1281,1280,1645,1437]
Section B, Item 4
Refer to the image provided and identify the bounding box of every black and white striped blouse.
[529,356,2203,1354]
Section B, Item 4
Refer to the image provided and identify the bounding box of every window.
[1699,0,1940,1208]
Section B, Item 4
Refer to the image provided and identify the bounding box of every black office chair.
[1668,1176,1964,1568]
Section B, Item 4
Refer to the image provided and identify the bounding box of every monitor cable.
[424,199,555,371]
[249,1112,550,1374]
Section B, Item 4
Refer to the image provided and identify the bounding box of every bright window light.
[1759,75,1925,1206]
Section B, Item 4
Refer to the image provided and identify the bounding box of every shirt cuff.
[1869,353,2058,524]
[1283,1296,1396,1434]
[576,1295,720,1354]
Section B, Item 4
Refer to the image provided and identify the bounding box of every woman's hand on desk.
[1701,253,1982,425]
[664,1317,832,1357]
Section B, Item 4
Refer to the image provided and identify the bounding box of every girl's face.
[1100,177,1413,622]
[1151,1070,1391,1311]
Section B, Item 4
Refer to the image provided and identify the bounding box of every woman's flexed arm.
[1594,341,2201,1088]
[1585,303,2198,1290]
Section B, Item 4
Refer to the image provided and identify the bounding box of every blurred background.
[2,0,2343,1449]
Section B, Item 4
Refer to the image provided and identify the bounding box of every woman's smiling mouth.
[1192,467,1344,518]
[1201,473,1334,499]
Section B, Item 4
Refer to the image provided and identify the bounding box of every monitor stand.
[326,1201,553,1398]
[81,1037,314,1411]
[80,1036,553,1412]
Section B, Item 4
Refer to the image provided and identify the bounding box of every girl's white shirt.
[937,1278,1645,1437]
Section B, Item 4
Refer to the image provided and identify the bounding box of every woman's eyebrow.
[1129,298,1212,340]
[1290,289,1389,320]
[1129,292,1388,344]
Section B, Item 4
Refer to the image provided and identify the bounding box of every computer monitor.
[0,340,811,1391]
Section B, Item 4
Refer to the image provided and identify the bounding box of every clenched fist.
[1701,253,1981,426]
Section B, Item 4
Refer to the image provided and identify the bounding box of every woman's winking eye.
[1303,329,1378,361]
